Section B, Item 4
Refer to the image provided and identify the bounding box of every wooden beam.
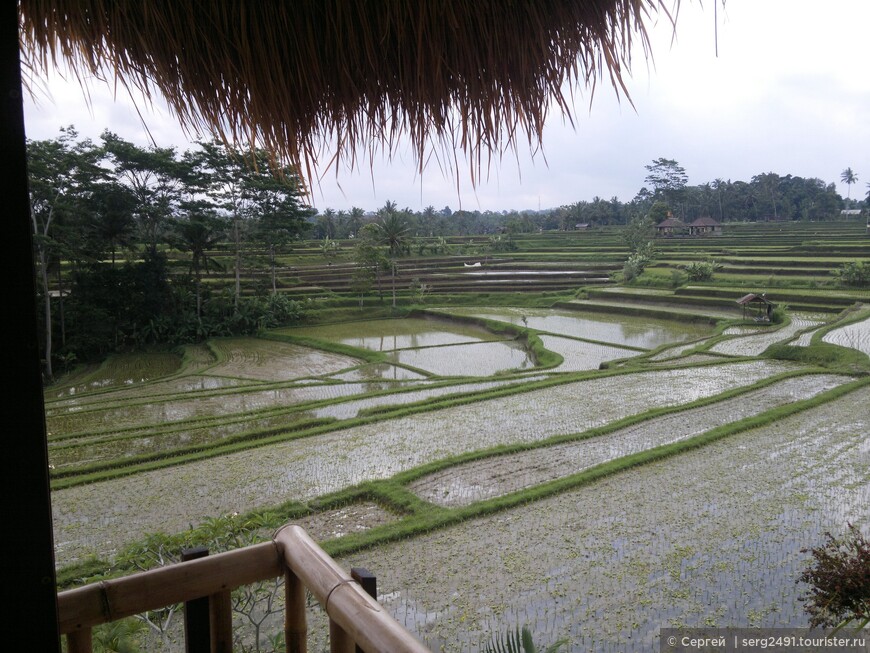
[1,4,60,652]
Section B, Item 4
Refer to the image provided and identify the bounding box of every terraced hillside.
[46,295,869,652]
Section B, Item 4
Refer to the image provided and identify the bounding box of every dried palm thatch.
[19,1,675,181]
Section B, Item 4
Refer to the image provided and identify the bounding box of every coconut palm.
[171,209,226,321]
[373,212,411,257]
[841,167,858,199]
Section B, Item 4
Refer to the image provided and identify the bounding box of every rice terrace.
[42,217,870,652]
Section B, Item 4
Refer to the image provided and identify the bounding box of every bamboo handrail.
[56,525,431,652]
[274,525,430,653]
[57,542,282,632]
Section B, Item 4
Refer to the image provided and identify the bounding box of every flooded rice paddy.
[279,318,502,350]
[709,315,825,356]
[822,314,870,356]
[387,340,536,376]
[537,336,638,371]
[44,308,869,652]
[408,374,851,507]
[340,387,869,652]
[206,338,362,380]
[52,360,796,564]
[437,307,714,350]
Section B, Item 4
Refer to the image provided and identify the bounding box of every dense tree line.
[311,159,855,236]
[28,127,313,379]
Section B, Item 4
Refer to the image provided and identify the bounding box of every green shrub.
[798,524,870,631]
[834,261,870,288]
[770,303,788,324]
[682,259,722,282]
[622,251,652,282]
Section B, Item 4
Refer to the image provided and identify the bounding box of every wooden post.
[285,569,307,653]
[209,590,233,653]
[3,5,61,653]
[329,619,355,653]
[66,629,92,653]
[350,568,377,601]
[182,547,211,653]
[351,568,377,653]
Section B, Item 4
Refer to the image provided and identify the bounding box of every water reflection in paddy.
[437,307,714,349]
[387,341,535,376]
[279,318,501,351]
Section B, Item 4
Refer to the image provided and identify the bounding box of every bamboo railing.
[58,524,430,653]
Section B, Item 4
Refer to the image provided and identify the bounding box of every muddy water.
[279,318,502,351]
[51,360,796,565]
[439,307,714,349]
[339,387,869,652]
[409,374,851,507]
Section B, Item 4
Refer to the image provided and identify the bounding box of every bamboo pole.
[57,542,282,634]
[329,619,355,653]
[285,569,307,653]
[273,525,430,653]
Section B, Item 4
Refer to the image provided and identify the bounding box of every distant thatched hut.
[737,293,776,322]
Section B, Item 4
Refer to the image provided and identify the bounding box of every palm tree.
[373,212,410,257]
[172,209,226,321]
[841,167,858,199]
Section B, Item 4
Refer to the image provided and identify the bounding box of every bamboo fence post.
[329,619,355,653]
[209,589,233,653]
[274,524,430,653]
[351,568,377,653]
[285,568,307,653]
[66,628,92,653]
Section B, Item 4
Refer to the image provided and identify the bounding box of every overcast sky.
[22,1,870,213]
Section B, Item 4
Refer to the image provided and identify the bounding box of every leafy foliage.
[798,524,870,631]
[92,618,147,653]
[483,625,568,653]
[682,259,723,282]
[834,261,870,288]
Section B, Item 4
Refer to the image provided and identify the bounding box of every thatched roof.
[690,216,720,226]
[737,293,774,306]
[19,1,673,179]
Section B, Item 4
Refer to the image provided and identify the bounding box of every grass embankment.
[764,305,870,373]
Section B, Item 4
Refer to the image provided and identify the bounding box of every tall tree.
[840,167,858,200]
[373,211,410,257]
[27,127,104,379]
[186,141,254,310]
[247,154,313,293]
[101,131,184,255]
[644,158,688,218]
[171,207,226,323]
